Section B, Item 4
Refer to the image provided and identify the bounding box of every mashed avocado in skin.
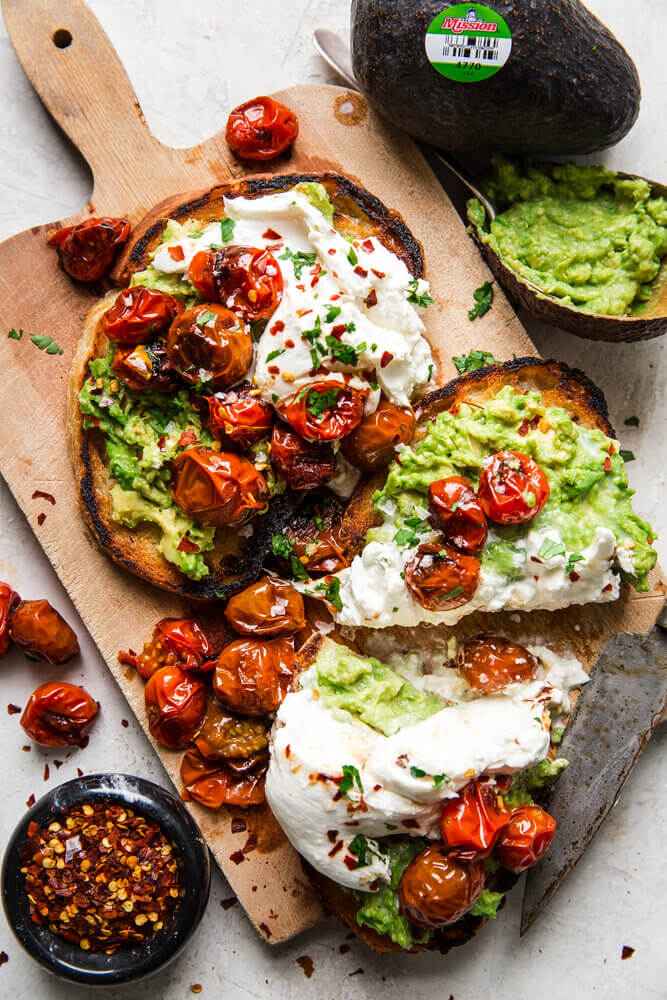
[374,384,656,591]
[467,156,667,316]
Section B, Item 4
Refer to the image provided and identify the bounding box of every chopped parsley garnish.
[279,247,317,278]
[410,766,426,779]
[266,348,286,363]
[440,586,463,600]
[551,725,565,745]
[290,556,308,581]
[325,305,342,323]
[348,834,384,868]
[326,335,366,366]
[315,516,324,530]
[188,229,203,239]
[624,415,639,426]
[452,348,498,374]
[220,217,235,243]
[339,764,363,798]
[392,518,430,548]
[565,552,584,574]
[302,317,327,366]
[620,449,635,463]
[433,773,449,787]
[347,246,358,266]
[427,363,434,382]
[196,310,217,326]
[537,538,566,560]
[30,333,63,355]
[307,387,341,419]
[315,575,343,611]
[271,534,293,559]
[8,327,23,341]
[467,280,494,320]
[406,279,434,308]
[272,392,278,403]
[369,381,379,391]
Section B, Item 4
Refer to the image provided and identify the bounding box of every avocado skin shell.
[351,0,641,156]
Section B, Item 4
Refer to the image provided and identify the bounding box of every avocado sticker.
[425,3,512,82]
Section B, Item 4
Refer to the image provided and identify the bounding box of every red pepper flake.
[53,759,63,769]
[329,293,340,301]
[263,228,281,240]
[121,719,129,728]
[25,793,35,808]
[242,832,258,855]
[43,763,50,781]
[190,986,203,995]
[371,268,386,280]
[343,855,358,870]
[168,245,185,262]
[284,339,295,349]
[32,490,56,505]
[177,537,200,553]
[269,320,285,336]
[22,745,31,752]
[608,442,615,454]
[380,351,394,368]
[604,456,612,472]
[220,897,238,910]
[157,436,167,451]
[268,365,280,375]
[7,704,21,715]
[326,829,338,843]
[259,921,272,938]
[79,735,90,750]
[361,239,374,253]
[402,818,420,829]
[365,289,378,308]
[296,284,305,292]
[339,943,350,954]
[0,951,7,967]
[37,513,46,526]
[353,265,368,278]
[296,308,312,318]
[602,583,613,592]
[229,850,245,865]
[327,248,336,256]
[296,955,314,978]
[569,571,580,582]
[285,744,291,758]
[330,324,346,340]
[266,242,283,252]
[349,969,364,977]
[518,415,540,437]
[621,945,635,960]
[328,840,344,857]
[178,428,197,449]
[76,767,84,777]
[231,817,246,834]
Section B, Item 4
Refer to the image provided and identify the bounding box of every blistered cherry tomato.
[207,383,274,448]
[213,246,283,322]
[284,497,349,575]
[440,780,511,860]
[181,746,267,807]
[428,476,488,555]
[270,423,335,490]
[226,96,298,161]
[495,805,557,873]
[341,398,415,470]
[166,303,253,389]
[48,217,130,282]
[457,635,538,694]
[224,576,305,636]
[152,618,213,671]
[477,450,550,525]
[102,286,182,344]
[9,600,79,665]
[111,340,179,392]
[404,540,479,612]
[213,637,295,716]
[144,664,206,750]
[398,845,486,928]
[170,447,268,528]
[189,250,218,301]
[20,682,99,747]
[194,698,268,760]
[280,381,365,441]
[0,582,20,658]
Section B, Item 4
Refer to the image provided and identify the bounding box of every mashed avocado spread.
[467,156,667,316]
[372,384,656,590]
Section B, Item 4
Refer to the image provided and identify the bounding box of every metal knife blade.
[520,613,667,934]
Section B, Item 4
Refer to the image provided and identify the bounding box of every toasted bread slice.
[340,356,616,559]
[68,172,426,600]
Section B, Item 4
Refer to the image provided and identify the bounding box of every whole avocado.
[351,0,641,155]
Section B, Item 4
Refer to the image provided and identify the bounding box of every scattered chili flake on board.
[7,704,21,715]
[296,955,314,978]
[621,945,635,960]
[31,491,56,505]
[76,768,84,777]
[190,986,203,995]
[0,951,7,967]
[220,897,238,910]
[43,763,50,781]
[37,513,46,526]
[20,802,184,953]
[121,719,129,728]
[25,794,35,808]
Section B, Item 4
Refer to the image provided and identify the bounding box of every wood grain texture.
[0,0,663,945]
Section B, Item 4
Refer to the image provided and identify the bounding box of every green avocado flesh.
[352,838,432,950]
[467,157,667,316]
[374,384,656,591]
[79,348,217,580]
[315,641,443,736]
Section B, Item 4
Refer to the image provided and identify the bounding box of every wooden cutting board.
[0,0,663,944]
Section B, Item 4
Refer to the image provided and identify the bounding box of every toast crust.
[69,172,427,598]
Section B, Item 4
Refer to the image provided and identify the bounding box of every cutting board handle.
[2,0,166,207]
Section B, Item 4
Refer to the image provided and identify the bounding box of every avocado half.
[351,0,640,156]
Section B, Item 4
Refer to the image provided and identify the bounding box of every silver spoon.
[313,28,496,221]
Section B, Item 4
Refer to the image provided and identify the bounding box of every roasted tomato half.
[281,496,349,575]
[404,540,479,612]
[194,698,269,760]
[213,637,295,716]
[166,304,253,390]
[188,250,218,301]
[9,600,79,665]
[341,398,415,471]
[477,450,550,525]
[207,383,274,449]
[428,476,488,555]
[181,746,267,807]
[48,217,130,282]
[279,381,365,441]
[440,780,511,860]
[119,617,212,680]
[270,423,335,490]
[495,805,557,873]
[224,576,305,636]
[457,635,538,694]
[102,286,182,344]
[144,664,207,750]
[212,246,283,322]
[398,845,486,928]
[0,582,20,658]
[21,682,99,747]
[111,339,179,392]
[225,96,299,161]
[170,447,268,528]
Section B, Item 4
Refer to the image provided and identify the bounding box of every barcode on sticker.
[442,36,500,60]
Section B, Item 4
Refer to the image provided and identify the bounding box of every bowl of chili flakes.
[1,773,210,985]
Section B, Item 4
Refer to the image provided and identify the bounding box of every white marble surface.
[0,1,665,997]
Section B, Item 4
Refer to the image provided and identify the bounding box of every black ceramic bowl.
[2,773,211,986]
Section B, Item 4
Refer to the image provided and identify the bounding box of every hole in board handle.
[53,28,73,49]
